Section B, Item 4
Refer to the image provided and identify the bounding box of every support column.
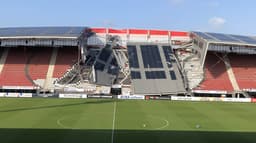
[222,54,240,91]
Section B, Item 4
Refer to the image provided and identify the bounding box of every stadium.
[1,27,256,143]
[0,27,256,98]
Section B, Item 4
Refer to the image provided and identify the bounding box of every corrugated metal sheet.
[0,27,86,38]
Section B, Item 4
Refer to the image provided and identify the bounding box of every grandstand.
[0,27,256,98]
[189,32,256,97]
[0,27,84,94]
[228,54,256,90]
[194,52,233,92]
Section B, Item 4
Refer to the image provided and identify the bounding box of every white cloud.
[168,0,184,6]
[208,17,226,28]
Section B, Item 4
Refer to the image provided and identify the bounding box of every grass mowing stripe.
[111,101,117,143]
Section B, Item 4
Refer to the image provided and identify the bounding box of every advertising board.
[59,94,87,99]
[18,93,33,98]
[118,95,145,100]
[171,96,251,103]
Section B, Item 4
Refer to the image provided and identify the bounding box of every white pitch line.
[155,118,169,130]
[148,115,170,130]
[57,117,69,129]
[111,101,117,143]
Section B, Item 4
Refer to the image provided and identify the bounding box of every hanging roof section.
[0,27,86,39]
[192,31,256,46]
[127,43,186,95]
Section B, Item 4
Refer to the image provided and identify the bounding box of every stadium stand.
[0,48,7,74]
[0,47,78,88]
[0,27,84,91]
[0,47,32,86]
[228,54,256,90]
[0,47,53,87]
[28,47,52,80]
[195,52,233,91]
[53,47,78,78]
[1,27,256,97]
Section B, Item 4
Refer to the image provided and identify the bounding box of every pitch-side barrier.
[1,92,256,103]
[171,96,251,103]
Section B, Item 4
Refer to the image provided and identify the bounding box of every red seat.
[195,52,233,91]
[28,47,52,80]
[0,47,52,86]
[229,54,256,90]
[53,48,78,78]
[0,48,32,86]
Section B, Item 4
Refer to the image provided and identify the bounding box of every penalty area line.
[111,101,117,143]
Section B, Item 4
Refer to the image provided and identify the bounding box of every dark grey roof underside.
[192,31,256,45]
[127,43,186,95]
[0,27,86,38]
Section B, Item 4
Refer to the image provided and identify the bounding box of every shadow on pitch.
[0,99,119,113]
[0,128,255,143]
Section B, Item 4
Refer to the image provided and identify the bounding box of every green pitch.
[0,98,256,143]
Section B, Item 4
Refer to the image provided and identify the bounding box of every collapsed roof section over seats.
[127,43,186,95]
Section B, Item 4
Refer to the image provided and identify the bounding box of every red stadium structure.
[0,27,256,100]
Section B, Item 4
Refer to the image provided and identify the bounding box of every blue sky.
[0,0,255,35]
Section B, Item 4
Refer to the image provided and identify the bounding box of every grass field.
[0,98,256,143]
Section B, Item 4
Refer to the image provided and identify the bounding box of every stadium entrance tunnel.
[0,128,255,143]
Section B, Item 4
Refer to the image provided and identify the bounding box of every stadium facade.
[0,27,255,98]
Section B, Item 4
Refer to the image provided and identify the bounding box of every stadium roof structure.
[127,43,186,95]
[192,31,256,46]
[0,27,86,39]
